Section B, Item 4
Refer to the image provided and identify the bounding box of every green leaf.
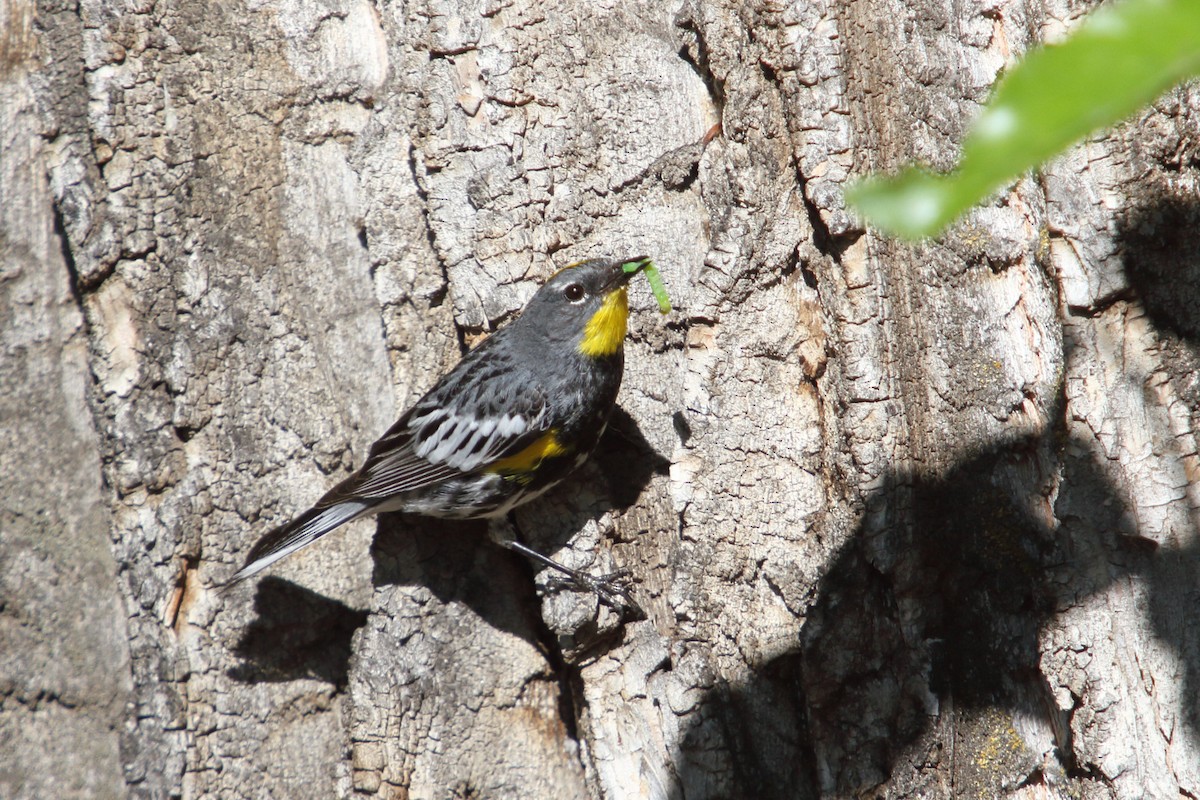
[846,0,1200,240]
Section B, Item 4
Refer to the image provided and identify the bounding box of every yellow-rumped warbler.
[228,257,653,608]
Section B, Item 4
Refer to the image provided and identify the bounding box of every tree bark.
[3,0,1199,798]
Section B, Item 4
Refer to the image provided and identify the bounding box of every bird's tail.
[225,500,371,585]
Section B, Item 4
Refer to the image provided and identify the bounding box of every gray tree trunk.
[3,0,1199,798]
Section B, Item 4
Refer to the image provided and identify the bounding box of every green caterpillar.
[621,258,672,314]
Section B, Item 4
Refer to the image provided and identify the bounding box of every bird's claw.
[546,568,643,617]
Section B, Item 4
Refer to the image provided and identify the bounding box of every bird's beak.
[605,256,651,291]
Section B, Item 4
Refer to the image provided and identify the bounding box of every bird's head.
[518,257,651,358]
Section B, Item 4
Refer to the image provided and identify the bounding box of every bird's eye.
[564,283,586,303]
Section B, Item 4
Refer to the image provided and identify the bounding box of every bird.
[226,256,654,610]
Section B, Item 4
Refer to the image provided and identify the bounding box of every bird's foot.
[545,568,642,617]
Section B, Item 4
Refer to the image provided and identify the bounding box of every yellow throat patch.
[578,287,629,357]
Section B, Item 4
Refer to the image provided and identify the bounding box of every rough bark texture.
[3,0,1199,798]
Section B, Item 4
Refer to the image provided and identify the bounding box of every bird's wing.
[317,353,551,507]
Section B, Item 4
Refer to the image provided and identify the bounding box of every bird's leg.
[488,519,641,615]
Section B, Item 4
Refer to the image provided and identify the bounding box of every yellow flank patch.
[488,431,567,475]
[578,287,629,357]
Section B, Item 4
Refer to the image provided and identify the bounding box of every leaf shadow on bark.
[663,189,1200,798]
[669,431,1066,799]
[1119,190,1200,340]
[670,421,1200,797]
[1116,188,1200,746]
[1143,531,1200,739]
